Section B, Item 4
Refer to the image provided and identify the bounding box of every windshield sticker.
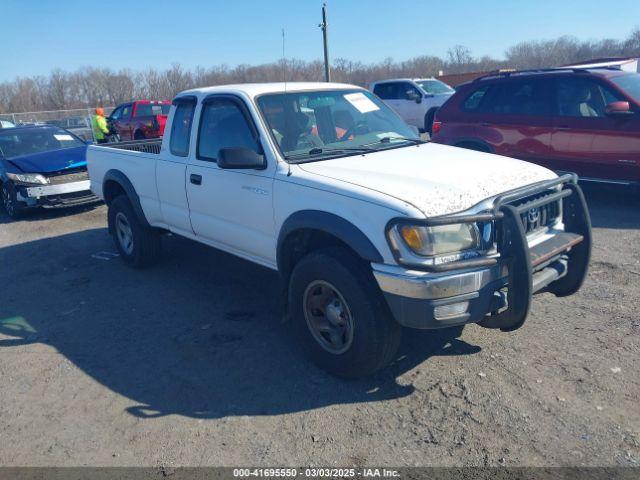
[344,92,380,113]
[54,134,74,141]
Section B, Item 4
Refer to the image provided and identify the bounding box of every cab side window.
[169,101,195,157]
[555,78,624,118]
[468,80,550,115]
[373,83,398,100]
[121,104,132,119]
[400,82,421,101]
[197,98,260,162]
[110,107,122,120]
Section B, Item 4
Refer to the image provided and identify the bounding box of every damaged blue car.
[0,125,95,219]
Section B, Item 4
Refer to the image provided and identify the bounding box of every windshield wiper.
[370,136,427,146]
[285,145,376,161]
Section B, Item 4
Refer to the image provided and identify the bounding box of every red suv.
[431,68,640,186]
[108,100,171,141]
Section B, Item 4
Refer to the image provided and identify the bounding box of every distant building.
[436,57,640,89]
[436,69,515,88]
[436,71,492,87]
[562,57,639,72]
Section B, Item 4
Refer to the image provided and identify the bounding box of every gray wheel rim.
[115,212,134,255]
[303,280,354,354]
[2,186,15,216]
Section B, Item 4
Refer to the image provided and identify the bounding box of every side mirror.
[406,90,422,103]
[218,147,266,170]
[605,101,633,117]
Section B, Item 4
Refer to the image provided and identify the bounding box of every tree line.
[1,29,639,114]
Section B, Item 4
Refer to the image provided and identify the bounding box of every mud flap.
[479,205,533,332]
[547,183,592,297]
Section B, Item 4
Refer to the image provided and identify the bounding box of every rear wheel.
[289,247,401,378]
[108,195,161,267]
[424,109,437,136]
[1,182,25,219]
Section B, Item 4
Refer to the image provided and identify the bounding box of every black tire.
[288,246,401,378]
[108,195,161,268]
[134,130,145,140]
[1,182,25,219]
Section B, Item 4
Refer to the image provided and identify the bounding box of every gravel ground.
[0,184,638,468]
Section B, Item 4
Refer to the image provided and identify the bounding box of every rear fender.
[103,169,150,232]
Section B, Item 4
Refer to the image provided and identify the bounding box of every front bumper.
[374,175,591,331]
[16,180,96,208]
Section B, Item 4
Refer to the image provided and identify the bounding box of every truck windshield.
[610,73,640,103]
[0,128,84,159]
[416,79,455,95]
[257,89,421,162]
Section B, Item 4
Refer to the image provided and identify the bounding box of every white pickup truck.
[88,82,591,378]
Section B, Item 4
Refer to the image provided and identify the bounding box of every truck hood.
[297,143,557,217]
[7,146,87,174]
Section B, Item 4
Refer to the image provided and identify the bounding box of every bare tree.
[1,28,639,114]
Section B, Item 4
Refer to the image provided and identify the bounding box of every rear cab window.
[169,99,196,157]
[135,103,171,117]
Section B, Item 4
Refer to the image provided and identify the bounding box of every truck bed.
[87,139,165,227]
[106,138,162,155]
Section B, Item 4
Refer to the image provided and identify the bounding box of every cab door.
[550,76,640,182]
[374,82,408,122]
[110,103,133,140]
[396,82,425,127]
[468,78,554,165]
[185,94,277,266]
[156,96,196,235]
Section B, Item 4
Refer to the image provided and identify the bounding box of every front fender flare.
[277,210,383,273]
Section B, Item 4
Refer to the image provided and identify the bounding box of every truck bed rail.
[105,139,162,155]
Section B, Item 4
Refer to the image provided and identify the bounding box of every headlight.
[388,221,487,266]
[398,223,480,256]
[6,172,49,185]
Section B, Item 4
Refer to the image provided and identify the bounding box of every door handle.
[190,174,202,185]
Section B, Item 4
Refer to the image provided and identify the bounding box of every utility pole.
[319,3,331,82]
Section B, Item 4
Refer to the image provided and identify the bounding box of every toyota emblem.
[528,208,540,223]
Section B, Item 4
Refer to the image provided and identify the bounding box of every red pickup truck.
[107,100,171,141]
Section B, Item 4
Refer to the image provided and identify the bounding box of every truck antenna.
[282,28,287,91]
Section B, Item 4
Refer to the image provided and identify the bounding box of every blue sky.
[1,0,638,81]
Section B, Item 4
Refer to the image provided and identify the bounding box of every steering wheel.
[338,122,370,142]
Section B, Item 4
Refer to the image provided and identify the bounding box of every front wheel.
[1,182,25,219]
[108,195,161,268]
[289,247,401,378]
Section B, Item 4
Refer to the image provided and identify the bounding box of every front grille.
[46,170,89,185]
[510,191,561,235]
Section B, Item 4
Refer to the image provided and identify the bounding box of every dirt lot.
[0,184,638,467]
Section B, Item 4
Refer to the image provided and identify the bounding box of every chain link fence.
[0,107,115,142]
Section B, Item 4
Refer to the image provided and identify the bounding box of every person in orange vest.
[91,107,109,143]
